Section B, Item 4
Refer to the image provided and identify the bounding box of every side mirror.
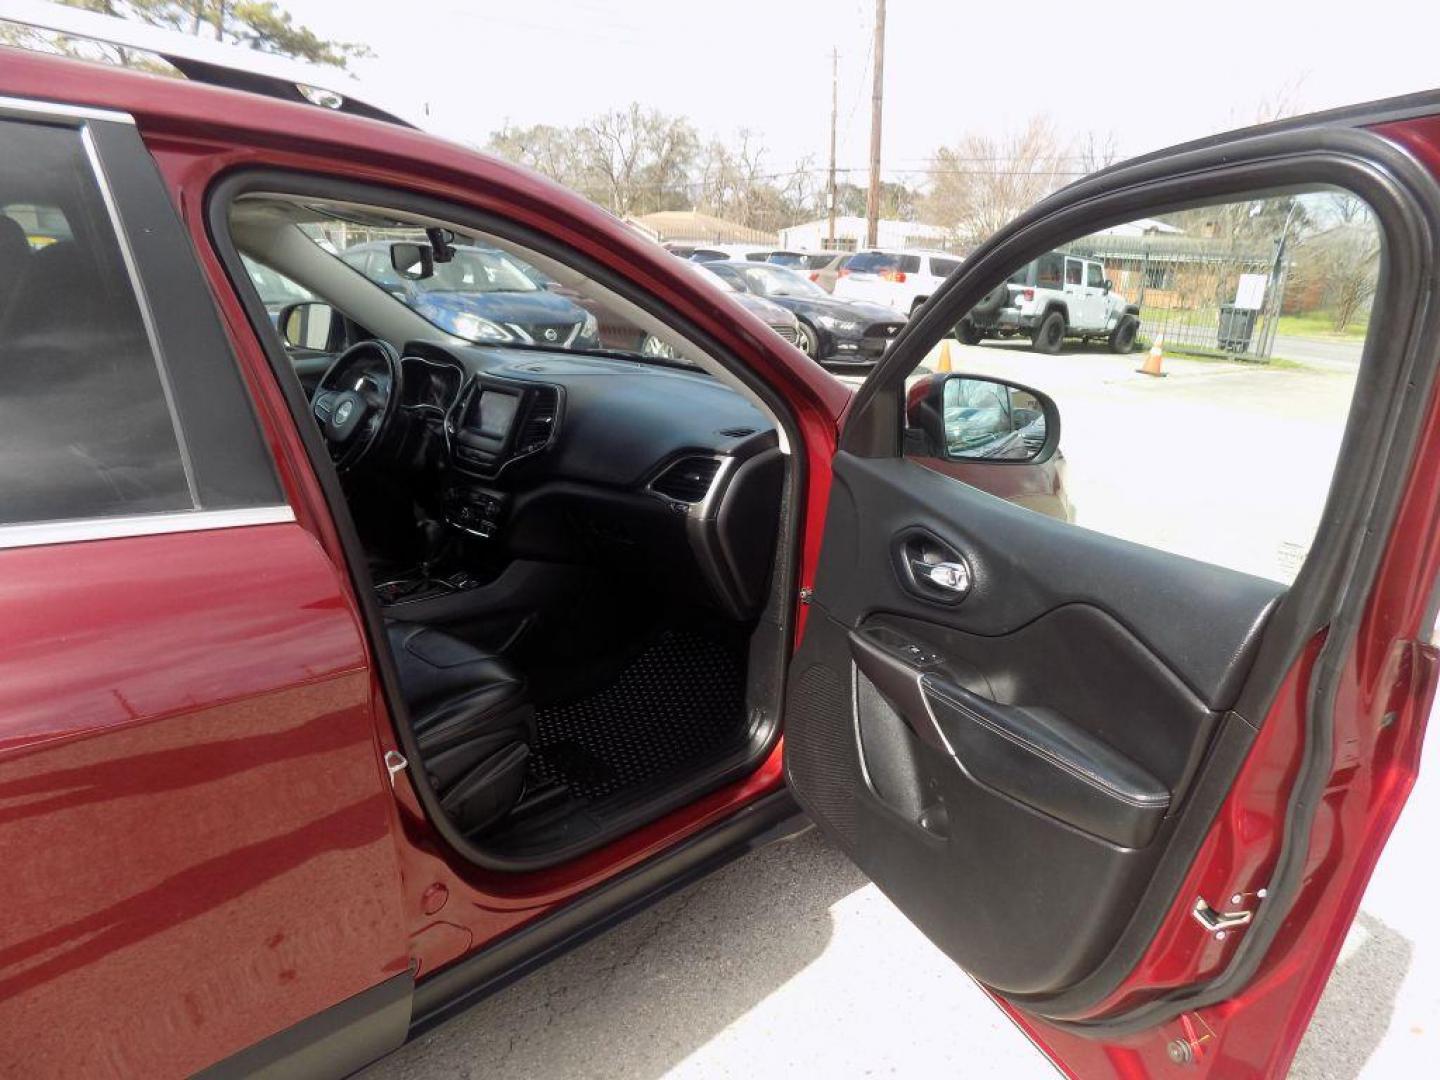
[390,241,434,281]
[906,373,1060,463]
[1103,278,1114,293]
[277,301,339,351]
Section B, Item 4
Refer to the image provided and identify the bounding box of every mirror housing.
[905,372,1060,463]
[1103,278,1113,293]
[390,241,434,281]
[277,301,340,351]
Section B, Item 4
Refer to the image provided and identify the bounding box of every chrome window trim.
[0,94,135,126]
[79,122,201,508]
[0,505,296,551]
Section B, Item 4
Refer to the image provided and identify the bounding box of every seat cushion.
[384,621,534,834]
[385,621,530,749]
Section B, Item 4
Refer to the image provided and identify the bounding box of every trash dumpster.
[1218,304,1259,353]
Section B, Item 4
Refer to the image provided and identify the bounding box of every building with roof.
[777,215,955,253]
[625,210,776,246]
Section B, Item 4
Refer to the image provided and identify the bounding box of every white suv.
[832,248,963,317]
[960,252,1141,354]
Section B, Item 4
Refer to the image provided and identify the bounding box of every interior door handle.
[909,559,971,595]
[893,528,973,605]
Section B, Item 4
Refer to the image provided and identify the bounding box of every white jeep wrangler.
[958,252,1141,354]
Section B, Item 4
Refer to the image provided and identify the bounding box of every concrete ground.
[362,337,1435,1079]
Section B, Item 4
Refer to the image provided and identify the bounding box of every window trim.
[0,505,296,551]
[79,123,201,508]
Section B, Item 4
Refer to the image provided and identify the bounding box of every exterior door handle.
[910,559,971,595]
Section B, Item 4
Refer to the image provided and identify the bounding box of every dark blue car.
[340,241,599,348]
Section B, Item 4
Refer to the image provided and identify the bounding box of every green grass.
[1273,312,1369,340]
[1144,340,1309,370]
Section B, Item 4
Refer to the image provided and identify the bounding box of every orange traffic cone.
[1136,335,1167,377]
[936,339,954,373]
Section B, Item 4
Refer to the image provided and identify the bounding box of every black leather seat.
[386,621,533,834]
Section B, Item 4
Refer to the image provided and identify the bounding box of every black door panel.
[785,451,1285,996]
[821,456,1283,708]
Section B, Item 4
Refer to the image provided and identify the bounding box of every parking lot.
[360,338,1435,1080]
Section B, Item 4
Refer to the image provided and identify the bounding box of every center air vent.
[650,456,723,503]
[718,426,756,438]
[517,388,559,453]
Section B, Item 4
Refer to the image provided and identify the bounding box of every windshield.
[767,252,806,267]
[690,264,738,292]
[415,248,539,294]
[737,263,826,298]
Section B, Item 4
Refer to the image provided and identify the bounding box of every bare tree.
[1077,130,1121,175]
[573,104,698,217]
[485,123,585,190]
[1290,196,1381,331]
[920,117,1072,246]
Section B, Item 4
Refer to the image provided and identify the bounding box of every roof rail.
[0,0,414,127]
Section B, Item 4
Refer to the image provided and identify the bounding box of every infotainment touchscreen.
[472,389,521,441]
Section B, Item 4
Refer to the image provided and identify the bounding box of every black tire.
[796,320,820,358]
[1109,314,1139,354]
[1032,310,1065,354]
[956,318,983,346]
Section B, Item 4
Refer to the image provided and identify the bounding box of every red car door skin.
[0,525,413,1078]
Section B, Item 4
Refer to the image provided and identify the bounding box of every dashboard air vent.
[651,456,723,503]
[517,388,559,453]
[718,426,756,438]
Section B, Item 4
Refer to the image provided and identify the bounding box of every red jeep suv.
[4,13,1440,1080]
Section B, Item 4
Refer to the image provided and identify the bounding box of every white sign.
[1234,273,1267,310]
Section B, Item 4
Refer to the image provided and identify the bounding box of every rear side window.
[1035,254,1064,287]
[849,251,921,274]
[1065,259,1084,285]
[0,120,191,525]
[930,257,961,277]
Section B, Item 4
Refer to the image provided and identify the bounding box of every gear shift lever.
[417,517,447,580]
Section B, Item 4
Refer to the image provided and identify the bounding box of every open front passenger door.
[784,97,1440,1077]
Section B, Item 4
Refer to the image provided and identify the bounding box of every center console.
[444,375,562,539]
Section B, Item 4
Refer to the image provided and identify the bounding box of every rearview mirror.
[906,373,1060,463]
[277,301,339,351]
[390,241,434,281]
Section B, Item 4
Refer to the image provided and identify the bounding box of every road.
[1271,333,1364,370]
[361,337,1435,1079]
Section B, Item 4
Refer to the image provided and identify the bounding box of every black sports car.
[703,260,905,366]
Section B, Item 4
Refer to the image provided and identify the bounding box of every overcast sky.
[285,0,1440,184]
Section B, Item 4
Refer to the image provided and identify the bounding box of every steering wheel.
[311,340,403,473]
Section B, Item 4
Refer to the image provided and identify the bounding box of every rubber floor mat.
[529,629,748,801]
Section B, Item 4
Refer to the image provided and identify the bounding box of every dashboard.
[397,341,784,619]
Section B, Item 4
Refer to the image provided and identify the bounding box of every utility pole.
[865,0,886,249]
[827,46,838,248]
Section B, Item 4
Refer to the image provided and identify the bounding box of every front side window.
[0,120,191,525]
[923,188,1376,584]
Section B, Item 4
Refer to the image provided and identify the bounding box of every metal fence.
[1064,232,1287,361]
